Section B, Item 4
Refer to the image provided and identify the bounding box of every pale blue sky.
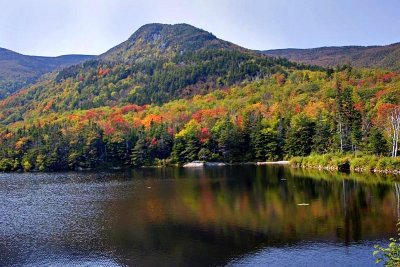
[1,0,399,56]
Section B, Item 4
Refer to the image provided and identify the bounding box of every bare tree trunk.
[390,108,400,157]
[395,183,400,219]
[339,120,343,153]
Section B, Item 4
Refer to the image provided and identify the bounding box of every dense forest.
[0,23,399,172]
[0,66,399,171]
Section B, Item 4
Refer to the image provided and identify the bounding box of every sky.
[1,0,399,57]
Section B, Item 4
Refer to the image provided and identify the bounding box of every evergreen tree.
[171,136,186,164]
[131,136,150,167]
[285,115,316,157]
[335,81,360,152]
[312,113,334,154]
[213,117,243,162]
[182,137,201,162]
[368,127,388,156]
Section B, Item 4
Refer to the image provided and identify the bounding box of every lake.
[0,166,398,266]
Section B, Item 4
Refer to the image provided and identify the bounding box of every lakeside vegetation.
[374,222,400,266]
[291,153,400,174]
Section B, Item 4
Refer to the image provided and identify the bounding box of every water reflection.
[0,167,397,266]
[107,167,397,266]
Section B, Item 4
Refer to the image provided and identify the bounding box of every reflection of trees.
[5,168,396,267]
[110,166,398,260]
[395,183,400,219]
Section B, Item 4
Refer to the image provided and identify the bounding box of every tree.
[390,108,400,157]
[171,120,202,163]
[285,114,315,157]
[374,222,400,266]
[251,127,280,161]
[148,124,174,160]
[131,136,150,167]
[212,117,244,162]
[171,136,186,164]
[198,148,212,161]
[261,128,280,161]
[335,81,360,152]
[368,127,388,156]
[312,113,334,154]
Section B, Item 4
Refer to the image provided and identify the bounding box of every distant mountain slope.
[0,48,94,98]
[261,42,400,71]
[0,23,317,124]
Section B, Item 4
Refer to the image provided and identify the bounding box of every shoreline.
[256,161,290,165]
[291,165,400,175]
[290,154,400,175]
[182,161,290,168]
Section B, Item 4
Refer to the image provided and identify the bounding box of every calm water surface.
[0,166,398,266]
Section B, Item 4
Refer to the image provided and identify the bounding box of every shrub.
[290,153,399,173]
[374,222,400,266]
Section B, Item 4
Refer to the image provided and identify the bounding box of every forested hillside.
[0,23,318,124]
[262,42,400,71]
[0,23,399,172]
[0,48,94,99]
[0,66,399,171]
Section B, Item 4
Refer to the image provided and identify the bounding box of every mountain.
[0,47,94,98]
[0,23,315,124]
[261,42,400,71]
[0,23,398,172]
[100,23,241,62]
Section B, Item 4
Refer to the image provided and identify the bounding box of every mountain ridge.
[0,47,94,98]
[261,42,400,71]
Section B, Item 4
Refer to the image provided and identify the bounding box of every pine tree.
[312,113,333,154]
[368,127,388,156]
[131,137,149,167]
[171,136,187,164]
[285,115,315,157]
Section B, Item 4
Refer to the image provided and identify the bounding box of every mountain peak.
[128,23,212,40]
[101,23,237,62]
[127,23,217,50]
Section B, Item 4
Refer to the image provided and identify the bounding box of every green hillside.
[0,47,94,99]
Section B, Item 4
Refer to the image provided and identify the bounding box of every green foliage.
[374,222,400,266]
[171,136,186,164]
[131,136,150,167]
[335,82,361,152]
[368,127,388,156]
[291,153,400,173]
[252,128,280,161]
[285,114,315,157]
[212,117,244,162]
[312,113,334,154]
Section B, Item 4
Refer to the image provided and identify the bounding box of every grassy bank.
[290,153,400,174]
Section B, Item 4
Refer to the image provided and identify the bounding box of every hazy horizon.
[1,0,400,57]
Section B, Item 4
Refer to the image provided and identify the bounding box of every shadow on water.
[0,166,398,266]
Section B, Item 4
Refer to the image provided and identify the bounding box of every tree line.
[0,68,398,171]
